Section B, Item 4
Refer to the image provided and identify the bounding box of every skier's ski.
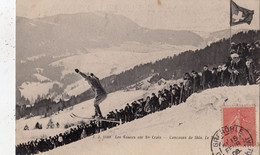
[71,113,93,119]
[71,113,121,123]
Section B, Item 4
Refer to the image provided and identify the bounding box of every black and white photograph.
[12,0,260,154]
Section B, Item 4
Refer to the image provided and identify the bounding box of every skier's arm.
[75,69,91,81]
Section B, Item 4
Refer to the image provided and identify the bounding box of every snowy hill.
[194,29,251,46]
[19,81,60,102]
[16,84,259,154]
[18,48,192,103]
[50,50,183,79]
[42,85,259,155]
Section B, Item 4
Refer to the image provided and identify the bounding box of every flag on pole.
[230,0,254,26]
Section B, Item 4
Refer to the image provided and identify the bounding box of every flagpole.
[230,24,232,46]
[230,0,232,47]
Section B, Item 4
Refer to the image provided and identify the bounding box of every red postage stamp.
[222,106,256,147]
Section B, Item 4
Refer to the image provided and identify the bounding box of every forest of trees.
[16,30,260,119]
[97,30,260,93]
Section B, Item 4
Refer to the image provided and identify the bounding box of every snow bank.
[41,85,259,155]
[20,82,57,102]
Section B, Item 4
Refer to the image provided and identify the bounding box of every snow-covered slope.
[50,50,186,79]
[19,81,60,102]
[16,89,151,144]
[18,44,194,103]
[41,85,259,155]
[16,84,259,155]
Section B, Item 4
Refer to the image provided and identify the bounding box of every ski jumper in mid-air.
[75,69,107,118]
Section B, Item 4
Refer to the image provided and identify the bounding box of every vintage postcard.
[15,0,259,154]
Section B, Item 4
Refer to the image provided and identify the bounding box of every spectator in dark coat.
[253,41,260,68]
[221,64,231,86]
[114,109,120,121]
[179,82,185,103]
[228,53,248,86]
[150,93,160,112]
[217,65,222,87]
[211,67,218,88]
[24,124,29,130]
[119,109,125,123]
[237,43,249,61]
[144,96,152,114]
[172,84,181,105]
[173,84,180,100]
[158,93,168,110]
[56,122,60,128]
[191,71,201,93]
[135,104,147,119]
[163,89,171,104]
[201,65,212,90]
[124,104,133,122]
[170,88,177,106]
[230,42,238,52]
[182,73,193,101]
[131,101,139,115]
[246,57,256,84]
[137,98,146,110]
[35,122,40,129]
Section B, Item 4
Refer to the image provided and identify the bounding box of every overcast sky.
[17,0,259,32]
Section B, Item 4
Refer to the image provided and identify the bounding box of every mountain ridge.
[16,12,204,60]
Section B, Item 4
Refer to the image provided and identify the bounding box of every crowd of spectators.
[16,41,259,155]
[16,122,98,154]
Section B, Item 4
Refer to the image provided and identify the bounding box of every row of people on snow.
[17,122,98,155]
[23,120,60,130]
[180,41,259,102]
